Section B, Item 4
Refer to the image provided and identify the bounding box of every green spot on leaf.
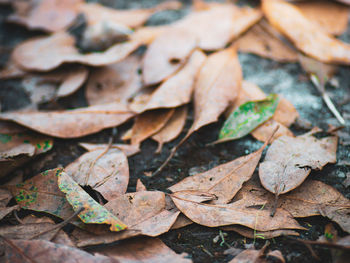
[0,134,12,143]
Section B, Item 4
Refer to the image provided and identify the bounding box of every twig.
[13,209,23,224]
[0,235,38,263]
[28,207,84,240]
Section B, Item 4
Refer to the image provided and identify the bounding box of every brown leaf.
[262,0,350,64]
[171,192,304,231]
[65,147,129,200]
[13,32,140,71]
[188,47,242,136]
[152,106,188,153]
[79,143,140,157]
[222,225,299,239]
[0,205,18,221]
[130,109,175,145]
[0,54,27,80]
[236,20,298,62]
[251,119,294,143]
[136,179,147,192]
[85,55,142,106]
[92,237,191,263]
[267,250,285,263]
[295,0,349,36]
[259,130,338,195]
[174,4,262,51]
[229,249,262,263]
[169,137,270,204]
[0,102,134,138]
[142,50,206,111]
[142,29,197,86]
[79,1,181,28]
[56,66,88,97]
[8,0,83,32]
[4,239,115,263]
[237,178,350,233]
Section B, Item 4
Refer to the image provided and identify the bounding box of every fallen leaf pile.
[0,0,349,262]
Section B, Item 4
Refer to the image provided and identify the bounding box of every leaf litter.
[0,0,349,261]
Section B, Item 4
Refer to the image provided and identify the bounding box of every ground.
[0,1,349,262]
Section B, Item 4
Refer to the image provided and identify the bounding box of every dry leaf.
[56,66,88,97]
[4,239,115,263]
[259,130,338,195]
[222,225,299,239]
[13,32,140,71]
[152,106,188,153]
[92,237,191,263]
[136,179,147,192]
[142,28,197,86]
[8,0,83,32]
[142,50,206,112]
[0,102,134,138]
[169,137,270,204]
[229,249,262,263]
[0,55,27,80]
[188,47,242,136]
[130,25,169,45]
[79,143,140,157]
[65,147,129,200]
[174,4,262,51]
[171,192,304,231]
[86,55,142,105]
[296,0,349,36]
[236,20,298,62]
[251,119,294,143]
[262,0,350,64]
[79,1,181,28]
[237,178,350,233]
[130,109,175,145]
[267,250,285,263]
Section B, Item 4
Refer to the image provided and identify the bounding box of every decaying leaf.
[92,237,191,263]
[73,191,180,247]
[0,102,134,138]
[169,135,272,204]
[79,143,140,157]
[57,171,127,231]
[173,4,262,50]
[4,239,115,263]
[0,188,17,220]
[295,0,349,36]
[142,29,197,86]
[251,119,294,143]
[218,94,279,143]
[129,109,175,145]
[136,179,147,192]
[236,20,298,62]
[86,55,142,105]
[142,50,206,111]
[262,0,350,64]
[152,106,188,153]
[229,249,262,263]
[13,32,140,71]
[10,169,75,220]
[0,132,53,160]
[171,191,304,231]
[259,130,338,195]
[188,47,242,137]
[8,0,83,32]
[222,225,299,239]
[65,147,129,201]
[79,1,181,28]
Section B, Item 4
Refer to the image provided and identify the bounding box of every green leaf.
[57,171,127,232]
[218,94,279,142]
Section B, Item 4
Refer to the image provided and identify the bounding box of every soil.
[0,1,349,263]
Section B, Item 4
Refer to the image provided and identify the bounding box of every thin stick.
[29,207,84,240]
